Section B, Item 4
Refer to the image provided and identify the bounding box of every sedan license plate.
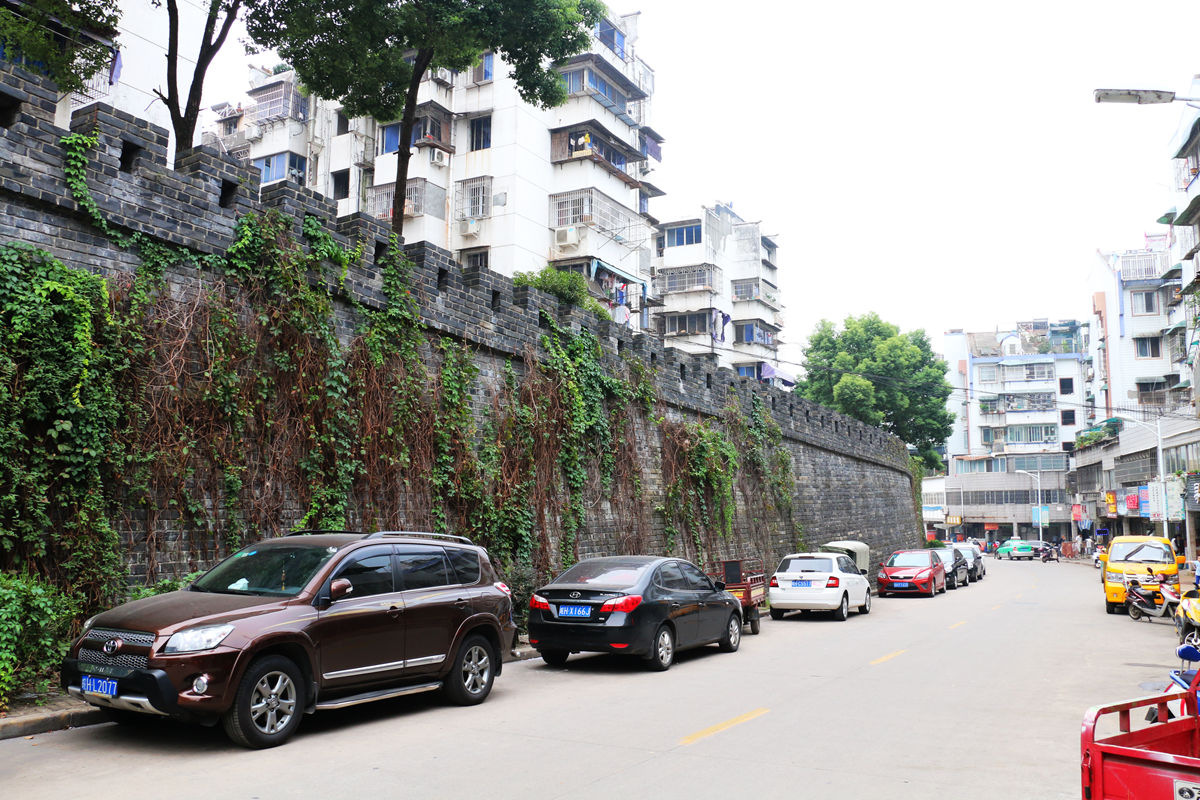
[791,580,811,588]
[558,604,591,618]
[81,675,117,697]
[893,582,910,588]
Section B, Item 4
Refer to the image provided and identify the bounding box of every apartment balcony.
[366,179,426,221]
[731,278,782,311]
[1120,250,1170,282]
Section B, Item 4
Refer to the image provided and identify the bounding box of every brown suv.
[61,531,516,748]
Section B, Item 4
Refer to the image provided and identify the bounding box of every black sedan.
[932,546,971,590]
[527,556,742,670]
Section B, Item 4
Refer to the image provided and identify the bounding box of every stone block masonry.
[0,61,920,580]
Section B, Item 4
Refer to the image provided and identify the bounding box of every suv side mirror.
[714,580,726,591]
[860,568,869,575]
[330,577,354,602]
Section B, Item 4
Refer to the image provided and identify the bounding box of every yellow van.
[1099,535,1184,614]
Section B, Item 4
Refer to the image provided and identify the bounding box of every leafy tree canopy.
[0,0,119,95]
[798,312,953,469]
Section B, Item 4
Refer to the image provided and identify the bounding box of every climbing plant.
[659,417,738,562]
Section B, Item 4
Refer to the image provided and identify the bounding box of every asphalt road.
[1,558,1184,799]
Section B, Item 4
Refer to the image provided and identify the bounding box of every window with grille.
[732,279,761,301]
[977,365,998,382]
[664,224,701,247]
[456,176,492,219]
[657,265,718,293]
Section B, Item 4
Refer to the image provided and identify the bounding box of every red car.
[877,549,946,597]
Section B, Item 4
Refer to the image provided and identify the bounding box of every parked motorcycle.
[1176,589,1200,646]
[1127,568,1181,622]
[1041,544,1060,563]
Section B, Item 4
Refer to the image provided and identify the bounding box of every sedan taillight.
[769,576,779,588]
[494,581,512,596]
[826,576,840,588]
[599,595,643,613]
[529,594,550,611]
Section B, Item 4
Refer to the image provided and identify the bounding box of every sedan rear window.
[193,545,338,596]
[887,552,932,568]
[553,561,651,588]
[777,557,833,573]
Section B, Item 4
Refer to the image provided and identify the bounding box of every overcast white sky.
[629,0,1200,367]
[208,1,1200,368]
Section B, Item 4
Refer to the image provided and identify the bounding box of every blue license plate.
[893,582,910,588]
[558,604,591,618]
[82,675,117,697]
[791,580,811,588]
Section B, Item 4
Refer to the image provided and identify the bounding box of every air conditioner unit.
[555,226,580,247]
[429,148,447,166]
[432,68,454,86]
[244,123,262,141]
[460,218,480,237]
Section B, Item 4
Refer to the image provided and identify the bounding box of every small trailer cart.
[707,558,765,635]
[1080,666,1200,798]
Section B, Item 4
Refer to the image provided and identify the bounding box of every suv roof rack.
[363,530,475,546]
[285,529,364,537]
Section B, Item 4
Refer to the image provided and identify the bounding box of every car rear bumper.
[768,586,842,610]
[527,619,657,657]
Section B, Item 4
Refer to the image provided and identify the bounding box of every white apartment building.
[651,203,790,379]
[942,321,1092,545]
[1091,233,1192,417]
[205,12,666,332]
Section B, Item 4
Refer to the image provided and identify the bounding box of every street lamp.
[1017,469,1043,542]
[1093,89,1200,105]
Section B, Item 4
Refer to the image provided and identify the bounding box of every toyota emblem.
[102,638,123,655]
[569,591,581,599]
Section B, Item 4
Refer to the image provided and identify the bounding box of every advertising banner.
[1167,476,1185,522]
[1139,486,1151,518]
[1072,504,1083,521]
[1149,482,1165,523]
[1105,491,1118,517]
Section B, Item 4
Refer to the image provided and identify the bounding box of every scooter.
[1127,569,1180,622]
[1041,544,1059,563]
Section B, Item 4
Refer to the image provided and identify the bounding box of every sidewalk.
[0,636,544,742]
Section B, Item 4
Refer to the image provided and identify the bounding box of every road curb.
[0,704,106,741]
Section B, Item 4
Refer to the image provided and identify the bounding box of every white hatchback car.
[768,552,872,621]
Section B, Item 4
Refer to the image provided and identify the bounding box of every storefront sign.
[1105,491,1118,517]
[945,515,961,526]
[1149,483,1165,523]
[1188,474,1200,513]
[984,523,999,531]
[1139,485,1151,518]
[1072,504,1083,521]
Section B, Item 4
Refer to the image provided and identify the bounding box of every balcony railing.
[367,180,425,220]
[1120,251,1169,281]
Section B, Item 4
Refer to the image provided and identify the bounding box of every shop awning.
[1159,207,1179,225]
[1135,375,1169,385]
[1163,320,1186,333]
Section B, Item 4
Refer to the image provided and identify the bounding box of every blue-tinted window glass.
[381,123,401,154]
[481,52,493,81]
[561,70,583,93]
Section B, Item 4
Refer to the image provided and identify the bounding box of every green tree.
[798,313,953,469]
[246,0,604,237]
[0,0,119,96]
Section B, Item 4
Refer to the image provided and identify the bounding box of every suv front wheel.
[222,655,306,749]
[443,634,495,705]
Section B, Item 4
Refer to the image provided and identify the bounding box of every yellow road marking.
[949,621,966,629]
[991,604,1003,610]
[680,708,769,745]
[870,649,907,665]
[1015,593,1023,600]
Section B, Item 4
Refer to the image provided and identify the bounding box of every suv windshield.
[1109,541,1174,564]
[955,548,976,563]
[192,544,340,596]
[888,552,931,568]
